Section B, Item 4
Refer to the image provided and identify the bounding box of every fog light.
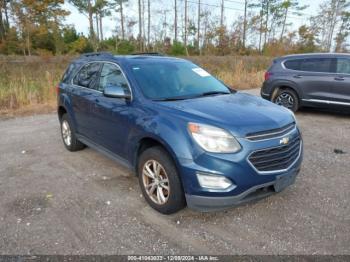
[196,173,234,190]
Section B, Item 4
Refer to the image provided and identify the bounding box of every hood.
[157,92,295,138]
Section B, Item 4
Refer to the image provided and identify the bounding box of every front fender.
[127,114,194,171]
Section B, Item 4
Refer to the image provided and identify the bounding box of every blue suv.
[58,52,303,214]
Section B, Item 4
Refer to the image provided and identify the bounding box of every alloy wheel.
[142,160,170,205]
[275,92,295,109]
[61,120,72,146]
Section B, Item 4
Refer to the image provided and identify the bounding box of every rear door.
[291,57,336,102]
[332,58,350,105]
[89,62,133,158]
[71,62,102,138]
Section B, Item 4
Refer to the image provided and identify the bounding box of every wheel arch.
[133,136,181,177]
[57,93,78,132]
[58,106,67,121]
[271,82,301,102]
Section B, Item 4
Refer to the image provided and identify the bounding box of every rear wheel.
[138,146,186,214]
[60,114,85,152]
[273,88,299,112]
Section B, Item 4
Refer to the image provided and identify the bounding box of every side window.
[73,63,101,89]
[336,58,350,74]
[97,63,130,93]
[300,58,333,73]
[284,59,301,70]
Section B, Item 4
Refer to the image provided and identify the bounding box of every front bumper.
[178,127,303,212]
[186,167,300,212]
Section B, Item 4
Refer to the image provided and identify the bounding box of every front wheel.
[138,146,186,214]
[273,89,299,112]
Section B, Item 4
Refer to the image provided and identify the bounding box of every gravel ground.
[0,89,349,255]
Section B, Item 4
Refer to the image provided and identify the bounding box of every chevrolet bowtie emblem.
[280,137,290,145]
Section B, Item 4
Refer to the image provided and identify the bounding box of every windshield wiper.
[153,95,196,101]
[196,91,231,97]
[153,91,231,101]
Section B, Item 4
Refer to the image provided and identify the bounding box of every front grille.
[246,122,296,141]
[248,136,301,172]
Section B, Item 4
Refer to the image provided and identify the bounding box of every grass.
[0,56,70,114]
[0,55,272,116]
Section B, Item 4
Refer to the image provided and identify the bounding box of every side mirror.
[103,85,131,100]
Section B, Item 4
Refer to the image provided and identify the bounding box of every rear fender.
[58,93,78,132]
[271,80,301,100]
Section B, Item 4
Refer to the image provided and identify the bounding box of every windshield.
[129,60,231,100]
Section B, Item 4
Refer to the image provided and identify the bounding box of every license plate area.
[274,173,296,192]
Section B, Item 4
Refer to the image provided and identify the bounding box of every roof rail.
[80,52,114,58]
[131,52,164,56]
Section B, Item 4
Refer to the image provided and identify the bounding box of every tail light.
[264,71,272,81]
[55,84,60,95]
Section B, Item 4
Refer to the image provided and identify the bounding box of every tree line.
[0,0,349,56]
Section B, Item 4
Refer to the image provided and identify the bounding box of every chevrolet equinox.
[57,52,303,214]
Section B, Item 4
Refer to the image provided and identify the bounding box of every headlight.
[188,123,241,153]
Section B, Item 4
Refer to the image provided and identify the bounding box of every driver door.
[89,62,132,158]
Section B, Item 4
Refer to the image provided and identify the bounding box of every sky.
[63,0,322,40]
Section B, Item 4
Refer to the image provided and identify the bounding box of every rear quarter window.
[61,63,78,84]
[284,59,301,70]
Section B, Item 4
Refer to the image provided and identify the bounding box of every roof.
[279,52,350,60]
[77,52,185,64]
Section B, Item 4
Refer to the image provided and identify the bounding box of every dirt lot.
[0,89,349,255]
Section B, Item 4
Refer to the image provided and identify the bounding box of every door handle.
[293,75,302,79]
[334,77,345,81]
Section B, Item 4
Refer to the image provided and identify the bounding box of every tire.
[138,146,186,214]
[60,114,85,152]
[273,88,299,112]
